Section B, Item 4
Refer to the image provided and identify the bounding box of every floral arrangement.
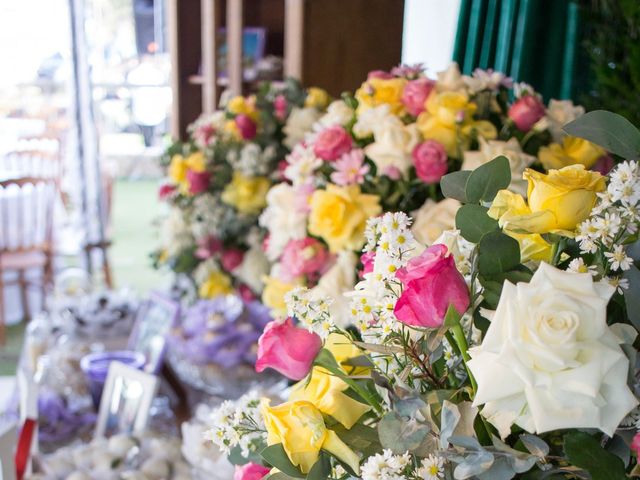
[258,63,608,327]
[204,110,640,480]
[155,80,330,301]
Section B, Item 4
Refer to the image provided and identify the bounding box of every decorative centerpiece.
[154,80,330,302]
[258,63,605,327]
[204,111,640,479]
[167,294,275,398]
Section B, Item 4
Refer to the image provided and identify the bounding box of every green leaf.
[465,156,511,203]
[307,452,331,480]
[441,170,472,203]
[563,431,627,480]
[478,232,520,276]
[623,264,640,330]
[265,474,298,480]
[444,304,462,328]
[260,444,305,478]
[455,205,500,243]
[563,110,640,160]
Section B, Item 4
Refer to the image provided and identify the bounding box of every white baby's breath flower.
[361,450,409,480]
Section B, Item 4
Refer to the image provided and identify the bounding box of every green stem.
[450,321,478,395]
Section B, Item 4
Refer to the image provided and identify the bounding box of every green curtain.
[453,0,583,101]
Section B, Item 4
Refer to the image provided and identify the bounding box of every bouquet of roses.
[154,80,330,301]
[205,110,640,480]
[258,63,604,326]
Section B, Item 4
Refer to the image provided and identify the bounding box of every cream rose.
[259,183,308,260]
[462,137,535,196]
[319,100,354,128]
[468,263,638,438]
[309,251,358,328]
[411,198,461,245]
[234,245,270,293]
[283,107,322,149]
[352,104,393,139]
[545,99,585,142]
[365,119,420,177]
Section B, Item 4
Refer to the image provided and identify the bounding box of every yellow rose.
[224,120,242,140]
[289,366,370,429]
[355,77,407,115]
[308,184,381,253]
[261,275,300,317]
[261,399,361,474]
[488,166,605,234]
[325,332,369,375]
[198,271,233,299]
[305,87,331,110]
[538,136,605,170]
[185,152,207,173]
[221,172,270,214]
[227,95,258,120]
[168,154,188,185]
[416,91,484,158]
[507,232,553,263]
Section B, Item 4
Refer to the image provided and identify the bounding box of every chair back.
[0,176,58,255]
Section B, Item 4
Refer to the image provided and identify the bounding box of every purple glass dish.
[80,350,146,407]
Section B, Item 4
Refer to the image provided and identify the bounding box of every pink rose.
[508,95,545,132]
[274,94,288,121]
[255,318,322,380]
[221,248,244,272]
[394,244,470,328]
[412,140,448,184]
[193,123,216,147]
[280,238,331,280]
[158,183,176,200]
[234,463,271,480]
[360,251,375,278]
[368,70,395,80]
[195,236,222,259]
[313,126,353,161]
[235,114,257,140]
[186,170,210,194]
[401,78,435,116]
[632,433,640,457]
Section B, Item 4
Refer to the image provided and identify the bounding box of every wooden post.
[284,0,304,80]
[227,0,244,95]
[201,0,220,112]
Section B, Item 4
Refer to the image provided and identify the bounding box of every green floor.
[0,179,170,375]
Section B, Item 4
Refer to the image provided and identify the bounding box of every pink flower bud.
[313,126,353,162]
[235,114,257,140]
[508,95,545,132]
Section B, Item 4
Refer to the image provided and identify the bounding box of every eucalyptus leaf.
[307,452,331,480]
[452,449,495,479]
[563,431,627,480]
[378,411,429,453]
[455,205,500,243]
[519,434,549,458]
[563,110,640,160]
[475,457,516,480]
[491,436,537,473]
[395,396,428,418]
[465,156,511,203]
[478,232,521,276]
[440,401,461,449]
[441,170,472,203]
[260,444,305,478]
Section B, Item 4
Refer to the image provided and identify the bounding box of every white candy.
[66,472,92,480]
[140,456,170,479]
[108,434,137,457]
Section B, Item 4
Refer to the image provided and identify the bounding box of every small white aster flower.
[417,454,445,480]
[605,245,633,271]
[567,258,598,276]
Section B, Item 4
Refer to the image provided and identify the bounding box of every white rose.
[283,107,321,149]
[433,229,474,276]
[462,137,535,196]
[468,263,638,438]
[436,63,467,93]
[161,208,194,257]
[545,99,585,142]
[365,121,420,177]
[309,251,358,328]
[352,104,393,139]
[319,100,354,128]
[234,245,270,294]
[259,183,308,260]
[411,198,461,246]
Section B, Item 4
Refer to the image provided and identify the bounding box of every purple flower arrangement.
[169,295,271,368]
[38,389,95,447]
